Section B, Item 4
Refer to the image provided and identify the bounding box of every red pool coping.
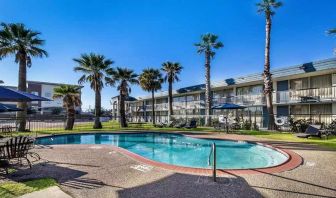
[39,132,303,175]
[110,135,303,175]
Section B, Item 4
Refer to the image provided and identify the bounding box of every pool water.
[36,133,288,169]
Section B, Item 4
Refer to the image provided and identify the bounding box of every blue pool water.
[36,133,288,169]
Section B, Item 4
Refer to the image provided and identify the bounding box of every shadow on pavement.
[117,173,262,198]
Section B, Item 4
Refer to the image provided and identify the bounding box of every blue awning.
[212,103,246,109]
[0,86,51,102]
[0,103,22,112]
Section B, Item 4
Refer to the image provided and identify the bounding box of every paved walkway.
[19,186,72,198]
[2,133,336,198]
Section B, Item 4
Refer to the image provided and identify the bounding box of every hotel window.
[45,92,51,98]
[310,104,332,114]
[213,89,233,99]
[290,78,309,90]
[310,74,332,89]
[290,105,309,115]
[31,92,39,104]
[213,90,224,99]
[173,96,185,102]
[236,85,263,95]
[186,95,199,102]
[31,91,39,96]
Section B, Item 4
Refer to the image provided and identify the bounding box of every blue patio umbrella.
[0,103,23,112]
[212,103,246,109]
[0,86,51,102]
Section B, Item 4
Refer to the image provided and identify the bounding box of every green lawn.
[0,178,57,198]
[5,121,336,149]
[235,130,336,149]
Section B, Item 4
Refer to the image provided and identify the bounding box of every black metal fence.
[0,115,118,132]
[121,113,336,129]
[1,113,335,132]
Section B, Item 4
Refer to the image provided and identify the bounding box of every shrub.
[327,119,336,132]
[289,118,309,133]
[242,120,251,130]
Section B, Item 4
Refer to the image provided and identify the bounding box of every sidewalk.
[20,186,72,198]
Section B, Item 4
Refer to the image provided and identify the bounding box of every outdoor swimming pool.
[36,133,288,169]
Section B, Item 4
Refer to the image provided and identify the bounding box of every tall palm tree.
[107,67,138,127]
[0,23,47,131]
[53,85,81,130]
[327,28,336,35]
[161,62,183,119]
[257,0,282,130]
[195,33,223,126]
[73,53,113,129]
[327,28,336,54]
[139,68,163,125]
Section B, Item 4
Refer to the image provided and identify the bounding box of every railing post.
[212,143,216,182]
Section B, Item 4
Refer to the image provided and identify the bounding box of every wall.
[41,84,62,108]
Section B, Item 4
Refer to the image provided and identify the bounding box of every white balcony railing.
[275,86,336,104]
[126,87,336,113]
[213,95,265,106]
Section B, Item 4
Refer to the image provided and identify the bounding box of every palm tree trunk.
[65,106,75,130]
[264,14,275,130]
[17,54,27,132]
[168,80,173,120]
[93,89,102,129]
[151,90,155,125]
[204,51,212,126]
[119,88,127,127]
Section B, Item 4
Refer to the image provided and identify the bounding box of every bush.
[327,119,336,132]
[289,118,309,133]
[212,119,219,127]
[242,120,251,130]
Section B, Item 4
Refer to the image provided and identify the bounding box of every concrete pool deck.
[2,132,336,198]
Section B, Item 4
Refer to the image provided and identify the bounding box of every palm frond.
[0,23,47,67]
[256,0,282,15]
[195,33,223,58]
[327,28,336,35]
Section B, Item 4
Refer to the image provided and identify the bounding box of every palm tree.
[327,28,336,54]
[107,67,138,127]
[53,85,81,130]
[195,33,223,126]
[327,28,336,35]
[161,62,183,119]
[73,53,113,129]
[257,0,282,130]
[139,68,163,125]
[0,23,47,131]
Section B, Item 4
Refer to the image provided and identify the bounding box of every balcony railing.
[275,86,336,104]
[213,95,265,106]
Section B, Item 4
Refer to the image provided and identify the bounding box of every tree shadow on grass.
[2,162,123,192]
[6,162,87,183]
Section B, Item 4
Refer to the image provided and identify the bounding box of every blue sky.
[0,0,335,110]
